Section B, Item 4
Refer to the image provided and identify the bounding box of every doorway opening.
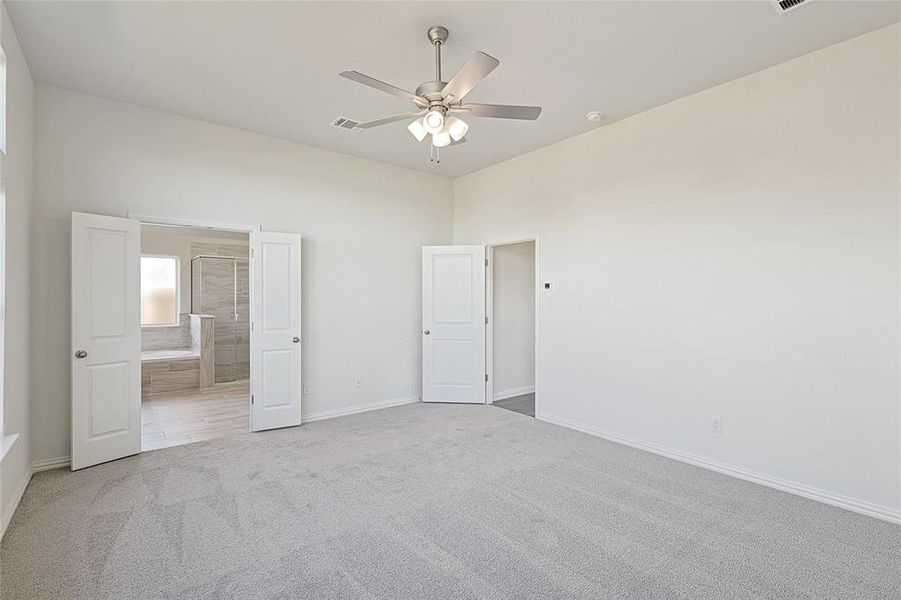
[139,224,250,450]
[71,211,303,469]
[487,240,537,418]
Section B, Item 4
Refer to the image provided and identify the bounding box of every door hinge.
[485,316,488,324]
[251,394,254,405]
[251,321,254,331]
[484,258,488,267]
[485,373,488,382]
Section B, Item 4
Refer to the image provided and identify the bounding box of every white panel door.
[71,212,141,470]
[250,231,302,431]
[422,246,486,403]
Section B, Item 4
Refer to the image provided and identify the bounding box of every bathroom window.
[141,255,179,326]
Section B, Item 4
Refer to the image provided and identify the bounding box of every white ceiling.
[7,1,899,177]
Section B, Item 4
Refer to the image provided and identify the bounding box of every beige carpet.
[2,402,898,599]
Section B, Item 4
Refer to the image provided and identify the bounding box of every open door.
[422,245,486,403]
[250,231,302,431]
[71,212,141,470]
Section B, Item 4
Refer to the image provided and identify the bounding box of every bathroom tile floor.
[141,380,250,451]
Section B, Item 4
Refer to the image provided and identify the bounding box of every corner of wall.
[0,0,36,539]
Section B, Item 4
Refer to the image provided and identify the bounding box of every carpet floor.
[2,403,898,599]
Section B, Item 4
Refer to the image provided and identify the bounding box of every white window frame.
[140,253,181,327]
[0,183,5,438]
[0,44,7,436]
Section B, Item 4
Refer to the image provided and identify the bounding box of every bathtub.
[141,349,202,396]
[141,349,199,362]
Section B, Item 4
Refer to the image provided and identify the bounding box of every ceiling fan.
[338,25,542,164]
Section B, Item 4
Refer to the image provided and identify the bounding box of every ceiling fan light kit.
[407,118,428,142]
[338,25,542,165]
[446,116,469,141]
[422,108,446,134]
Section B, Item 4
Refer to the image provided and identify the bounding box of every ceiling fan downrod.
[427,26,449,83]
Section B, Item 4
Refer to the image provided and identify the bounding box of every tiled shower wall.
[190,241,250,383]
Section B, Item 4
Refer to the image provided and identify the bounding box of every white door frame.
[127,212,260,234]
[484,236,540,417]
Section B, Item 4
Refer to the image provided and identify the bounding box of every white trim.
[1,470,31,540]
[484,236,539,415]
[540,412,901,525]
[481,235,537,247]
[33,398,420,467]
[302,396,420,423]
[493,386,535,402]
[32,455,71,472]
[128,212,260,233]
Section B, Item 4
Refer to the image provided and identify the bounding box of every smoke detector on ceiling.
[773,0,812,13]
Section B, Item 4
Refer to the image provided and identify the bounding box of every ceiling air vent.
[774,0,811,12]
[330,117,361,132]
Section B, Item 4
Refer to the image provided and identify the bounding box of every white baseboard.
[32,456,71,472]
[492,386,535,402]
[302,395,420,423]
[1,470,32,540]
[28,399,420,471]
[539,412,901,525]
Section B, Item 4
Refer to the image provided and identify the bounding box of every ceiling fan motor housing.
[415,81,449,105]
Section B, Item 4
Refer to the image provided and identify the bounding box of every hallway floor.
[141,380,249,451]
[493,393,535,417]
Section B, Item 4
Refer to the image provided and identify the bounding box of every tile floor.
[493,393,535,417]
[141,380,250,451]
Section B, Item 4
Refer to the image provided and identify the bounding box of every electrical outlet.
[303,382,311,395]
[353,376,362,390]
[711,415,723,434]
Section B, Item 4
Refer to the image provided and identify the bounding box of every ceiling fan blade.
[441,52,500,103]
[340,71,428,106]
[452,103,542,120]
[355,111,425,129]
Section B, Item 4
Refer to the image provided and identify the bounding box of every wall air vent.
[330,117,362,132]
[774,0,811,12]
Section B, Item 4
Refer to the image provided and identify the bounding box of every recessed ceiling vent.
[330,117,361,132]
[774,0,811,12]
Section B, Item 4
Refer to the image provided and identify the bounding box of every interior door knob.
[423,330,430,335]
[292,337,300,343]
[74,350,88,359]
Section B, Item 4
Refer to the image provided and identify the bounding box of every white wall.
[31,84,454,464]
[454,25,900,518]
[0,3,33,534]
[492,241,535,399]
[141,224,247,314]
